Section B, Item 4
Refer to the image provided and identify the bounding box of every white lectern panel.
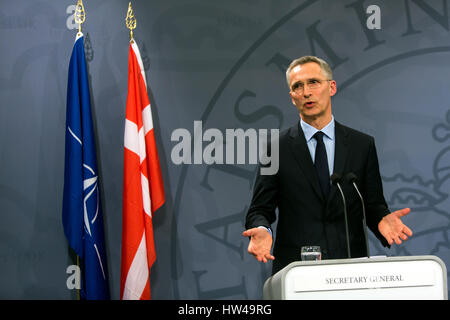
[263,256,447,300]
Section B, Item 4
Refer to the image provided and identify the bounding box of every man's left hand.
[378,208,413,245]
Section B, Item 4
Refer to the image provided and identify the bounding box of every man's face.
[288,62,336,123]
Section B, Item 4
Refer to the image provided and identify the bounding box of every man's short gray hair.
[285,56,333,88]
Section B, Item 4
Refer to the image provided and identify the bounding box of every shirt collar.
[300,115,335,142]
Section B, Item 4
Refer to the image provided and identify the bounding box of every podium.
[263,255,447,300]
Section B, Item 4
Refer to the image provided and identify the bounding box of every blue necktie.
[313,131,330,198]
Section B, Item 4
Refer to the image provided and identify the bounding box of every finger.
[394,207,411,217]
[262,253,275,263]
[252,250,274,263]
[242,229,255,237]
[266,254,275,261]
[403,226,413,237]
[385,233,394,245]
[394,234,402,245]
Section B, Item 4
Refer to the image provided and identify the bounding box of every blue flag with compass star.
[62,33,110,300]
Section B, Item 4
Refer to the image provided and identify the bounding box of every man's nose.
[303,85,312,97]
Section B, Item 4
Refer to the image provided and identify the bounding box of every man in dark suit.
[243,56,413,275]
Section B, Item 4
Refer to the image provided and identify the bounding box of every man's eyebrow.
[291,78,319,86]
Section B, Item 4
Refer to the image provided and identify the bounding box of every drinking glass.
[301,246,322,261]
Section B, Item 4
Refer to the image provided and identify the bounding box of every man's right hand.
[242,227,275,263]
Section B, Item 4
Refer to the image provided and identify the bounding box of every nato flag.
[62,33,110,300]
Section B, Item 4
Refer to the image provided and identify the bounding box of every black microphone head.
[346,172,357,183]
[330,173,342,185]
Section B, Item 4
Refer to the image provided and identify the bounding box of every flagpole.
[75,0,85,301]
[71,0,85,302]
[76,255,80,300]
[70,0,84,301]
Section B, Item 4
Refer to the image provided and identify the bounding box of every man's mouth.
[304,101,315,107]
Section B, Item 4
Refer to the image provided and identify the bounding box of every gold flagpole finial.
[126,2,136,42]
[75,0,86,36]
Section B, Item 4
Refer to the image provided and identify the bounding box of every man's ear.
[289,91,297,106]
[329,80,337,97]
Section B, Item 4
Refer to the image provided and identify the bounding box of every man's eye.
[309,79,319,84]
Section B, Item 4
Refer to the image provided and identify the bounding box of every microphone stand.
[346,173,370,258]
[331,174,351,258]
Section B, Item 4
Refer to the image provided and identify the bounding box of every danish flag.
[120,39,165,300]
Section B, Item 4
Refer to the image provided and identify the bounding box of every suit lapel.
[288,122,324,201]
[328,121,350,202]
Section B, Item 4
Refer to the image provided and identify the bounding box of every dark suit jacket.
[245,120,390,275]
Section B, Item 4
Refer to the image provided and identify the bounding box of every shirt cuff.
[257,226,272,237]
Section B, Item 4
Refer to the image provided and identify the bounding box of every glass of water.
[301,246,322,261]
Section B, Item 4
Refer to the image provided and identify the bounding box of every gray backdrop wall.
[0,0,449,299]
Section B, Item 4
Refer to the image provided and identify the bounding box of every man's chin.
[300,111,320,120]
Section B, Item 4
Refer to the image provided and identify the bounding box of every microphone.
[346,172,370,258]
[330,173,351,258]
